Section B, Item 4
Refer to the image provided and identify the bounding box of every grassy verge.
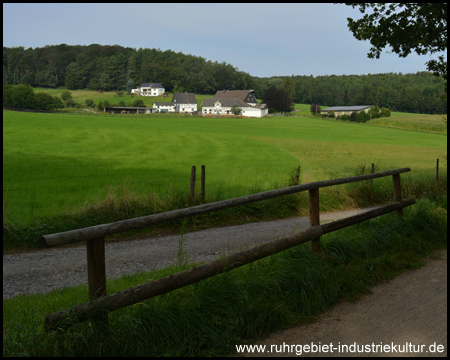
[3,197,446,357]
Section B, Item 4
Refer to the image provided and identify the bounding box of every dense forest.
[3,44,447,114]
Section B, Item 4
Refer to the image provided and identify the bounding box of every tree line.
[3,44,447,114]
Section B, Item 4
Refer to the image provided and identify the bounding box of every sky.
[3,3,446,78]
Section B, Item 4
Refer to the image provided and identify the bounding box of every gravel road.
[3,208,376,299]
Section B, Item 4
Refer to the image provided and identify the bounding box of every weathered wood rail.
[41,167,414,331]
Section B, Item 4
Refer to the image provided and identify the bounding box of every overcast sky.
[3,3,446,78]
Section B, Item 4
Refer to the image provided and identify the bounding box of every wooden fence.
[40,167,415,331]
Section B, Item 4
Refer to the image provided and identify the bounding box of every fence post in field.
[370,163,375,187]
[436,158,439,185]
[392,174,403,218]
[296,165,301,185]
[189,166,196,204]
[309,188,320,252]
[86,236,108,331]
[201,165,206,203]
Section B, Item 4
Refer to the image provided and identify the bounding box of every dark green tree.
[126,78,135,92]
[35,92,56,110]
[60,90,72,101]
[131,99,145,107]
[11,84,36,109]
[262,86,294,113]
[341,3,447,91]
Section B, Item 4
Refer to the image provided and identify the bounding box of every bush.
[368,105,381,119]
[60,90,72,102]
[52,96,65,109]
[97,100,104,111]
[35,92,55,110]
[328,110,335,118]
[103,100,111,107]
[64,98,76,108]
[132,99,146,107]
[356,111,370,123]
[349,111,358,122]
[380,107,391,117]
[85,99,94,108]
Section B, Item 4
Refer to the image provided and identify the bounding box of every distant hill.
[3,44,447,114]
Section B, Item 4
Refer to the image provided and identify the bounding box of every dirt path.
[241,250,447,357]
[3,207,380,299]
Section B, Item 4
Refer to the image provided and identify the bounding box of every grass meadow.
[3,108,447,248]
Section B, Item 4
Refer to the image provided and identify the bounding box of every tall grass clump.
[3,198,446,357]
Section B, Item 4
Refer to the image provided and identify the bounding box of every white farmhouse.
[133,83,165,96]
[172,92,198,113]
[201,90,268,118]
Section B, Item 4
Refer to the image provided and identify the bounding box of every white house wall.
[176,103,198,112]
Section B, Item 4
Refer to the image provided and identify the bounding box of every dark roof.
[213,90,254,102]
[322,105,372,112]
[201,98,250,108]
[173,92,197,104]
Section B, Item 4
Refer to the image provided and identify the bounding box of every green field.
[3,109,447,227]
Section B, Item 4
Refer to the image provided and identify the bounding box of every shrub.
[132,99,146,107]
[356,111,370,123]
[64,98,76,108]
[380,107,391,117]
[97,100,104,111]
[349,112,358,122]
[60,90,72,102]
[85,99,94,108]
[368,105,381,119]
[52,96,65,109]
[337,114,350,121]
[328,110,335,118]
[35,92,55,110]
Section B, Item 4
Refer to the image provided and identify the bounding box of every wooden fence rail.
[41,167,413,331]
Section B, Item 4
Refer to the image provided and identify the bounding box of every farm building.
[131,83,165,96]
[153,102,176,113]
[321,105,373,116]
[201,90,268,118]
[172,92,198,113]
[104,106,155,114]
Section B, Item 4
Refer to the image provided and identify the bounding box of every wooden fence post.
[370,163,374,187]
[436,158,439,185]
[392,174,403,218]
[309,188,320,252]
[189,166,196,204]
[295,165,301,185]
[201,165,206,203]
[86,236,108,331]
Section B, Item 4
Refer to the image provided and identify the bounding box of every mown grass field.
[3,100,447,356]
[3,109,446,229]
